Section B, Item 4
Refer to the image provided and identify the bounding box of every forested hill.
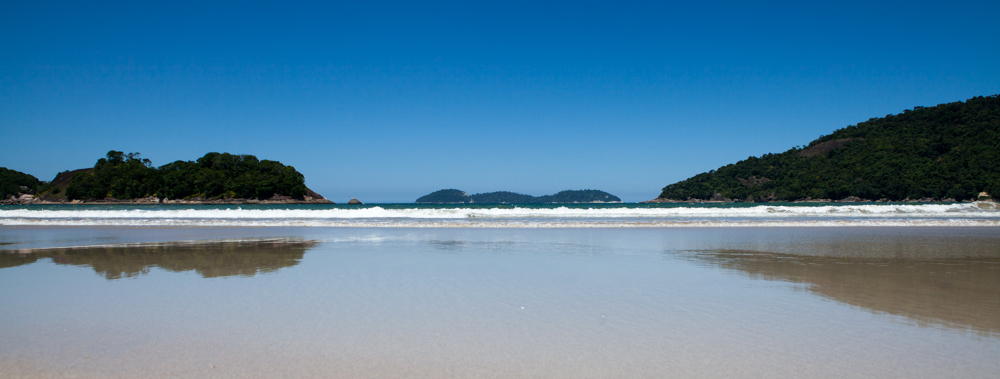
[656,95,1000,202]
[0,151,330,204]
[416,189,621,203]
[61,151,322,201]
[1,168,49,199]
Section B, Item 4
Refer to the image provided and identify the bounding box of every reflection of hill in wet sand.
[685,250,1000,335]
[0,239,315,280]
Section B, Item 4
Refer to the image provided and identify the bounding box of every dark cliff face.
[658,94,1000,202]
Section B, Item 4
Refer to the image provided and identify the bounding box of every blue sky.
[2,1,998,202]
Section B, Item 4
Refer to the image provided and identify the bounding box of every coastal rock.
[268,194,293,202]
[17,194,34,204]
[709,193,731,202]
[303,188,330,202]
[348,198,363,204]
[795,197,832,203]
[798,138,862,157]
[641,197,686,203]
[838,196,865,202]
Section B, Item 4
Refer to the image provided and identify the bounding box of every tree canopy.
[0,167,49,198]
[65,151,308,200]
[658,95,1000,201]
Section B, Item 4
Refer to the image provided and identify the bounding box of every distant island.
[650,94,999,203]
[2,151,332,204]
[416,189,621,204]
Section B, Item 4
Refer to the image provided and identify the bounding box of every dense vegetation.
[65,151,308,200]
[416,189,621,203]
[0,167,50,198]
[658,95,1000,201]
[415,189,472,203]
[538,190,621,203]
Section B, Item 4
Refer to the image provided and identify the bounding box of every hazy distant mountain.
[416,189,621,203]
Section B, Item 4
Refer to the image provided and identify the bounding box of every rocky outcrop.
[347,198,363,204]
[798,138,862,157]
[640,198,686,203]
[708,193,730,202]
[837,196,865,202]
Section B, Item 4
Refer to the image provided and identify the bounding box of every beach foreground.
[2,226,999,378]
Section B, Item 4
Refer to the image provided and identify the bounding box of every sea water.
[1,202,998,228]
[1,204,999,378]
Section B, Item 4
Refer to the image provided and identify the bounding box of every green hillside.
[657,95,1000,202]
[0,168,50,199]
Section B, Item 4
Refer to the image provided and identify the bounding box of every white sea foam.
[1,203,997,227]
[1,218,998,227]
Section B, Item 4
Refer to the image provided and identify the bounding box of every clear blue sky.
[2,0,998,202]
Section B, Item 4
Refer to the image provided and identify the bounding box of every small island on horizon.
[416,189,622,204]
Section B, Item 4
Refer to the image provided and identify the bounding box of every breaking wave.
[1,202,998,227]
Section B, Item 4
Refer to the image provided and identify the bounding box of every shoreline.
[2,197,335,206]
[642,197,997,205]
[2,199,998,208]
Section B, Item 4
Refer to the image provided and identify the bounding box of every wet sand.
[1,227,999,378]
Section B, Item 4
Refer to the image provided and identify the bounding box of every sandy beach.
[2,226,998,378]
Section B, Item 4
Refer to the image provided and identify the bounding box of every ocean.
[1,201,998,228]
[2,203,999,378]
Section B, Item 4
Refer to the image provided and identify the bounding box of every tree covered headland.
[0,168,50,198]
[658,95,1000,202]
[416,189,621,203]
[65,151,308,200]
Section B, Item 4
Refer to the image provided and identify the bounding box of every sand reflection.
[0,238,315,279]
[684,248,1000,335]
